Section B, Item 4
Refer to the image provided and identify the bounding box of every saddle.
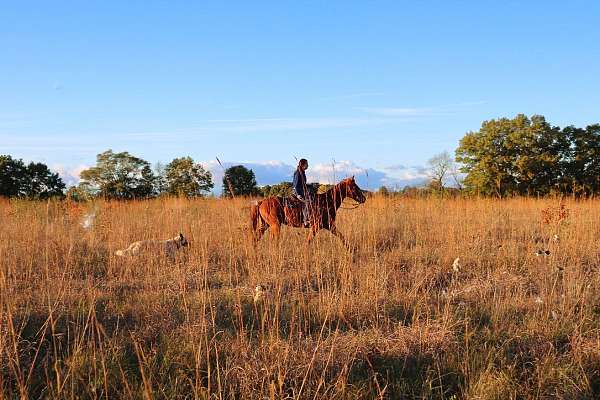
[282,195,304,209]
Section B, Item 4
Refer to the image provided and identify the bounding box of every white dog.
[115,233,189,259]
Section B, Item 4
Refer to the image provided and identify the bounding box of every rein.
[330,182,362,210]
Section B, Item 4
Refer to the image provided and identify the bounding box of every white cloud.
[124,117,388,139]
[306,160,370,184]
[204,159,295,191]
[52,164,88,187]
[49,160,430,192]
[361,101,486,118]
[205,159,428,193]
[381,165,430,188]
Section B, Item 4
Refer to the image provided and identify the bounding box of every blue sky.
[1,1,599,189]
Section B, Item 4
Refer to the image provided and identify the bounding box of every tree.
[24,162,66,199]
[222,165,258,197]
[79,149,156,199]
[0,155,65,199]
[427,151,454,191]
[456,114,567,197]
[153,161,169,195]
[135,164,157,198]
[0,155,27,197]
[562,124,600,195]
[164,157,213,197]
[261,182,292,197]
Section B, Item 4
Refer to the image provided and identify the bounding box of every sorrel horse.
[250,176,366,245]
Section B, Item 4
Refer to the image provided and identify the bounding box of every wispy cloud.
[123,101,481,139]
[0,113,42,129]
[319,92,386,101]
[203,117,379,131]
[2,144,97,152]
[384,164,408,171]
[360,107,435,117]
[361,101,485,117]
[124,117,390,139]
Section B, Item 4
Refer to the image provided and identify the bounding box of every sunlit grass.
[1,196,599,399]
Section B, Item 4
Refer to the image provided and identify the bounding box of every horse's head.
[344,176,366,204]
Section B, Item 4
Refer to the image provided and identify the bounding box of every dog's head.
[178,232,189,247]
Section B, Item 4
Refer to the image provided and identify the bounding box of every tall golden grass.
[1,196,599,399]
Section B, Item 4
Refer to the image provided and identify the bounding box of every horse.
[250,176,366,245]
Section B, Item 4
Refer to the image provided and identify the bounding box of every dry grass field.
[1,196,599,399]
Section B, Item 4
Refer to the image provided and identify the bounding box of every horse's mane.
[317,178,351,197]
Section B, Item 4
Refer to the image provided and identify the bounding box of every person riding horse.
[292,158,311,226]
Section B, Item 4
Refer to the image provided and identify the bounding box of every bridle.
[339,182,364,210]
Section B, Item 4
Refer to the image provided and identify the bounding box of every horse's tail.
[250,200,262,233]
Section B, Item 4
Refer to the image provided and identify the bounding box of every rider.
[292,158,311,226]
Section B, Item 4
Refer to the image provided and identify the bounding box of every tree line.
[75,150,268,200]
[0,149,264,200]
[2,114,599,200]
[0,155,65,199]
[456,114,600,197]
[380,114,600,198]
[75,150,215,199]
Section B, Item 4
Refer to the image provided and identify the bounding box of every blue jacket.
[292,168,307,198]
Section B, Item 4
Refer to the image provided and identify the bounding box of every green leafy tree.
[164,157,213,197]
[261,182,292,197]
[0,155,65,199]
[456,114,567,197]
[562,124,600,195]
[222,165,258,197]
[259,185,272,197]
[135,165,157,198]
[0,155,27,197]
[261,181,319,197]
[79,149,156,199]
[24,162,66,199]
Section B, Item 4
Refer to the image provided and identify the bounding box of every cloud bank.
[52,164,89,187]
[53,160,429,193]
[203,160,428,192]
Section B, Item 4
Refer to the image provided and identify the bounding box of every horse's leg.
[252,207,269,245]
[269,223,281,242]
[253,224,268,244]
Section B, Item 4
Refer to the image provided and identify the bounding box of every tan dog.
[115,233,189,259]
